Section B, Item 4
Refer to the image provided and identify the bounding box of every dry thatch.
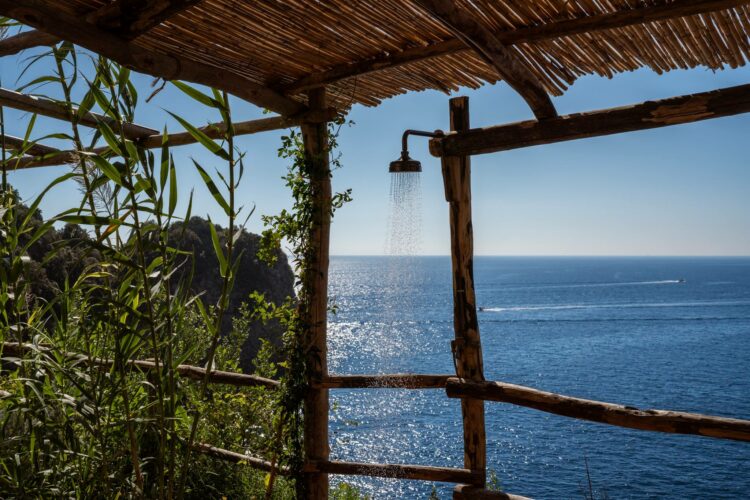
[41,0,749,111]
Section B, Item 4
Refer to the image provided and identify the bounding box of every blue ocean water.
[327,256,750,499]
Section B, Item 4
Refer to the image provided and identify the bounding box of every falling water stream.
[329,170,451,498]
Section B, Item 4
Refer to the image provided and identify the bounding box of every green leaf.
[173,81,223,109]
[192,159,230,216]
[207,216,228,276]
[168,111,229,160]
[168,155,178,217]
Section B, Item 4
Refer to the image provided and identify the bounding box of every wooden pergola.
[2,1,750,498]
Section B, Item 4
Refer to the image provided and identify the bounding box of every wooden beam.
[2,342,280,389]
[442,96,486,488]
[5,109,338,170]
[300,88,331,500]
[445,378,750,442]
[193,443,290,475]
[283,0,750,93]
[414,0,556,120]
[0,0,305,116]
[0,29,58,57]
[430,83,750,157]
[0,87,158,140]
[320,374,451,389]
[1,134,60,156]
[91,0,204,40]
[306,460,481,484]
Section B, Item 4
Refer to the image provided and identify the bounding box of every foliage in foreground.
[0,37,341,498]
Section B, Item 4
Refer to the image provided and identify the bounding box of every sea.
[327,256,750,499]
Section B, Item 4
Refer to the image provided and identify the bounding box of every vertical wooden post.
[442,96,487,490]
[301,87,331,500]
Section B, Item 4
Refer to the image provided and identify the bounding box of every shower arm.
[400,129,443,157]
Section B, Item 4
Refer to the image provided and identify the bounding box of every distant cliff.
[169,217,295,371]
[11,198,294,373]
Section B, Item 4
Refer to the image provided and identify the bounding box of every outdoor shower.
[389,129,444,173]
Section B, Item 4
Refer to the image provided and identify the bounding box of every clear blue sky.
[2,47,749,256]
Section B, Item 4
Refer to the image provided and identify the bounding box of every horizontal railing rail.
[1,342,279,388]
[446,377,750,442]
[320,373,451,389]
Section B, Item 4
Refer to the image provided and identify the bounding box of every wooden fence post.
[442,96,487,491]
[301,87,331,500]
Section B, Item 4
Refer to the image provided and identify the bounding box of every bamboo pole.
[445,378,750,442]
[300,87,331,500]
[429,83,750,157]
[305,460,481,483]
[320,374,451,389]
[442,96,486,488]
[1,342,279,389]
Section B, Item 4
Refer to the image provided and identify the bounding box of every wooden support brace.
[445,377,750,442]
[414,0,556,120]
[429,83,750,157]
[442,96,486,488]
[300,87,331,500]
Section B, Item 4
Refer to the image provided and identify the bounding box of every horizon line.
[327,254,750,258]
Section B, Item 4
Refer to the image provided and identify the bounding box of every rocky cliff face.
[13,199,295,373]
[169,217,295,372]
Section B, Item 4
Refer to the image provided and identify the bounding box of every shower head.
[389,152,422,173]
[389,129,443,173]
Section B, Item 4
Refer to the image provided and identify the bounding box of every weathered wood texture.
[1,134,59,156]
[446,378,750,442]
[300,88,331,500]
[0,29,59,56]
[283,0,750,94]
[321,374,451,389]
[454,484,532,500]
[2,342,279,389]
[0,0,305,116]
[442,96,486,487]
[194,443,290,474]
[4,109,338,169]
[430,83,750,157]
[414,0,556,120]
[306,460,482,483]
[0,87,158,140]
[91,0,204,39]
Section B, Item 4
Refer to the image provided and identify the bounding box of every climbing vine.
[257,117,351,496]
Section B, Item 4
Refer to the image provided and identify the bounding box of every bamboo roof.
[2,1,750,115]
